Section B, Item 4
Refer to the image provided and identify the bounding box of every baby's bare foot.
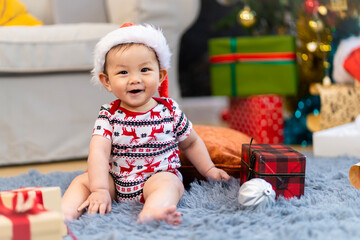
[138,205,182,226]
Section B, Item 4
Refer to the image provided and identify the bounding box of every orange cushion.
[179,125,253,186]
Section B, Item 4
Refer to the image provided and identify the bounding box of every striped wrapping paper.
[208,35,298,97]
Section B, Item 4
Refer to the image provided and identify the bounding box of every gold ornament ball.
[323,60,330,68]
[308,19,324,32]
[237,6,256,27]
[318,5,328,15]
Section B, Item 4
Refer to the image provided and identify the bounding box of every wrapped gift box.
[240,143,306,199]
[313,121,360,157]
[209,35,298,97]
[0,187,67,240]
[0,187,63,213]
[317,84,360,130]
[0,211,63,240]
[228,95,284,144]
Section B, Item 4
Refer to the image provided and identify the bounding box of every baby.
[61,23,230,226]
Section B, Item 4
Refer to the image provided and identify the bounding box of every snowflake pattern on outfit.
[92,97,192,202]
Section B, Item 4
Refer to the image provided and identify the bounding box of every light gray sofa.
[0,0,200,165]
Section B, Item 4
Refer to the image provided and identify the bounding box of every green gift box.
[209,35,298,96]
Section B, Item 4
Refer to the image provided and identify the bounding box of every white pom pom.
[238,178,276,209]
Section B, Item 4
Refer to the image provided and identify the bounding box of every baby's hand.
[77,189,112,215]
[205,167,231,181]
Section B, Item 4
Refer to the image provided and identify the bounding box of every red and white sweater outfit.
[92,97,192,202]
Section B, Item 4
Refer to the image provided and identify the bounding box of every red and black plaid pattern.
[240,144,306,199]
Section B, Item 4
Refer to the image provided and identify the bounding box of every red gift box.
[228,95,284,144]
[240,143,306,199]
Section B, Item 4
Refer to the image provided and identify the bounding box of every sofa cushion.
[52,0,108,24]
[0,23,118,73]
[105,0,139,24]
[0,0,43,26]
[20,0,54,24]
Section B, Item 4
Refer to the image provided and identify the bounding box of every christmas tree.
[215,0,359,96]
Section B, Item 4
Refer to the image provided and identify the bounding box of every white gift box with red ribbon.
[0,187,66,240]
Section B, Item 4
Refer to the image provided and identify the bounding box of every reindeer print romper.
[92,97,192,203]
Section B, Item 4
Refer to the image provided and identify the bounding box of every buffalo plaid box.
[240,143,306,199]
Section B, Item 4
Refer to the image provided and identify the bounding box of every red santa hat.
[344,46,360,82]
[332,36,360,84]
[91,23,171,98]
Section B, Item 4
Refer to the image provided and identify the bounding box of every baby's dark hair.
[103,43,161,75]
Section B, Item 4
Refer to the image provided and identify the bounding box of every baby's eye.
[141,68,150,72]
[119,70,127,74]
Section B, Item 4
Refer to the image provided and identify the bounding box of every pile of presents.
[209,35,306,200]
[209,35,297,145]
[208,34,360,200]
[209,35,360,159]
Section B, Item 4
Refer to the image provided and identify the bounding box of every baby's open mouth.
[129,89,142,94]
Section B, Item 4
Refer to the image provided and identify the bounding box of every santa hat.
[344,46,360,82]
[91,23,171,98]
[332,36,360,84]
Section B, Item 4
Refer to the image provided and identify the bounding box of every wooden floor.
[0,145,312,178]
[0,159,87,177]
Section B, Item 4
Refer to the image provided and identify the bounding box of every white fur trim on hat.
[91,24,171,85]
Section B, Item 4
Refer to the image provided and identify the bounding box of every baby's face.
[102,44,167,112]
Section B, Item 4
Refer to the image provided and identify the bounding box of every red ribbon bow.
[0,188,46,240]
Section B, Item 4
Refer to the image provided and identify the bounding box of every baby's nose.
[129,74,141,84]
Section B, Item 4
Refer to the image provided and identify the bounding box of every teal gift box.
[209,35,298,96]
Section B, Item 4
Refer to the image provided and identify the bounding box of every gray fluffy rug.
[1,151,360,240]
